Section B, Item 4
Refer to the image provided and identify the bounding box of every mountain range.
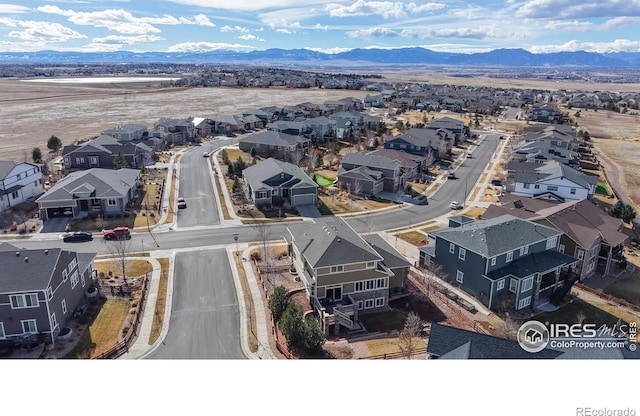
[1,47,639,67]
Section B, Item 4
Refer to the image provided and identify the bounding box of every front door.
[326,286,342,302]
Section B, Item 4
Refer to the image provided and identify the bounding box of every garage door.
[292,194,316,206]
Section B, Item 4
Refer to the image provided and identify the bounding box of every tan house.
[285,217,410,335]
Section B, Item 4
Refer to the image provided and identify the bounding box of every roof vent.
[44,250,49,255]
[24,257,29,262]
[15,251,20,257]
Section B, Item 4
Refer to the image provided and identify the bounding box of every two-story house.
[242,158,318,208]
[238,131,310,161]
[150,118,194,145]
[285,217,410,335]
[384,128,452,159]
[0,161,43,212]
[303,116,337,146]
[62,135,153,171]
[101,123,148,141]
[484,195,628,280]
[419,214,579,312]
[337,152,406,195]
[427,117,470,145]
[505,160,597,202]
[0,243,96,344]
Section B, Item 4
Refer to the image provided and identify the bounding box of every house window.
[519,246,529,256]
[491,257,496,266]
[62,269,68,282]
[449,243,455,254]
[90,156,99,165]
[68,258,77,272]
[11,190,18,199]
[272,188,278,195]
[355,281,364,292]
[496,279,505,291]
[364,299,375,309]
[330,265,344,274]
[376,278,386,289]
[518,296,532,310]
[570,188,576,195]
[75,157,85,164]
[21,319,37,334]
[546,237,558,250]
[559,244,565,254]
[509,278,518,293]
[577,249,584,260]
[506,251,513,262]
[46,287,53,300]
[70,271,79,289]
[107,199,117,207]
[357,301,364,310]
[534,184,540,189]
[458,248,466,261]
[456,270,464,283]
[51,313,57,330]
[365,280,375,290]
[375,298,385,307]
[61,299,67,315]
[522,276,534,292]
[257,191,268,199]
[547,185,558,191]
[10,293,39,309]
[523,183,530,189]
[0,323,5,339]
[81,272,86,287]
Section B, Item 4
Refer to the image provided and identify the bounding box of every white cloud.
[0,4,30,13]
[529,39,640,53]
[304,46,353,54]
[348,27,399,38]
[545,20,596,31]
[220,25,250,33]
[516,0,640,19]
[602,16,640,30]
[276,28,295,34]
[238,34,264,41]
[167,41,254,52]
[405,2,446,14]
[37,6,216,35]
[327,1,407,19]
[91,34,163,45]
[165,0,336,12]
[1,18,86,42]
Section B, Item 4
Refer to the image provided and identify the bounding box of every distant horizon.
[0,1,639,54]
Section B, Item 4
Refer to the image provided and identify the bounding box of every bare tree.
[397,312,423,359]
[255,221,271,270]
[106,237,133,283]
[353,177,363,198]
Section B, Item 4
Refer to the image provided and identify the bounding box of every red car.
[103,226,131,240]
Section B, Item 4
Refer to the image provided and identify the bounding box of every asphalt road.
[148,248,245,359]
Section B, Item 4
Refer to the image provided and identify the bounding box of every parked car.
[449,201,463,210]
[491,179,503,186]
[63,231,93,242]
[203,152,209,157]
[103,226,131,240]
[448,171,457,179]
[467,152,473,158]
[177,197,187,209]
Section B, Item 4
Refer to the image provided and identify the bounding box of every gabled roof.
[388,127,452,148]
[242,158,317,191]
[430,214,562,258]
[287,217,382,268]
[487,250,578,280]
[338,165,383,181]
[0,161,39,180]
[341,152,401,171]
[427,117,465,131]
[510,160,597,190]
[36,168,139,203]
[363,234,411,269]
[239,131,308,147]
[427,323,563,359]
[0,244,60,293]
[366,149,426,169]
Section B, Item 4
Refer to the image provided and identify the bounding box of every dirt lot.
[0,78,369,162]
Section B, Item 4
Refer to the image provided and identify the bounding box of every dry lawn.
[95,259,153,277]
[89,298,130,357]
[149,257,170,345]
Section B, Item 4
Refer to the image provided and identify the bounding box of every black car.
[63,231,93,242]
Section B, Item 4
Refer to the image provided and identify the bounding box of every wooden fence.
[360,347,427,360]
[574,283,640,314]
[92,273,150,359]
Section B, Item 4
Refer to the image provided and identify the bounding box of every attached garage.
[292,194,316,206]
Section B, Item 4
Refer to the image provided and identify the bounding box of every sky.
[0,1,639,54]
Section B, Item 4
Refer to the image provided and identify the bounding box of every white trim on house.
[456,270,464,283]
[10,293,39,309]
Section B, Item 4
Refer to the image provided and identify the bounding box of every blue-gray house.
[419,214,579,312]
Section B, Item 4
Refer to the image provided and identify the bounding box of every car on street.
[467,152,473,158]
[177,197,187,209]
[63,231,93,242]
[449,201,463,210]
[203,152,209,157]
[103,226,131,240]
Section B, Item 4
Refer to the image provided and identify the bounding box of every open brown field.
[0,78,369,162]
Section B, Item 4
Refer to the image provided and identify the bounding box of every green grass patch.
[314,175,334,187]
[603,269,640,306]
[595,181,611,196]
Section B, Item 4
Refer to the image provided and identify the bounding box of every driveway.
[40,217,71,233]
[296,204,322,218]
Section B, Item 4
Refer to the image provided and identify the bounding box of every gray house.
[427,117,470,145]
[0,243,96,344]
[62,135,153,171]
[101,123,148,141]
[36,168,140,219]
[338,152,406,195]
[238,131,310,161]
[419,214,579,312]
[384,128,452,158]
[242,158,318,208]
